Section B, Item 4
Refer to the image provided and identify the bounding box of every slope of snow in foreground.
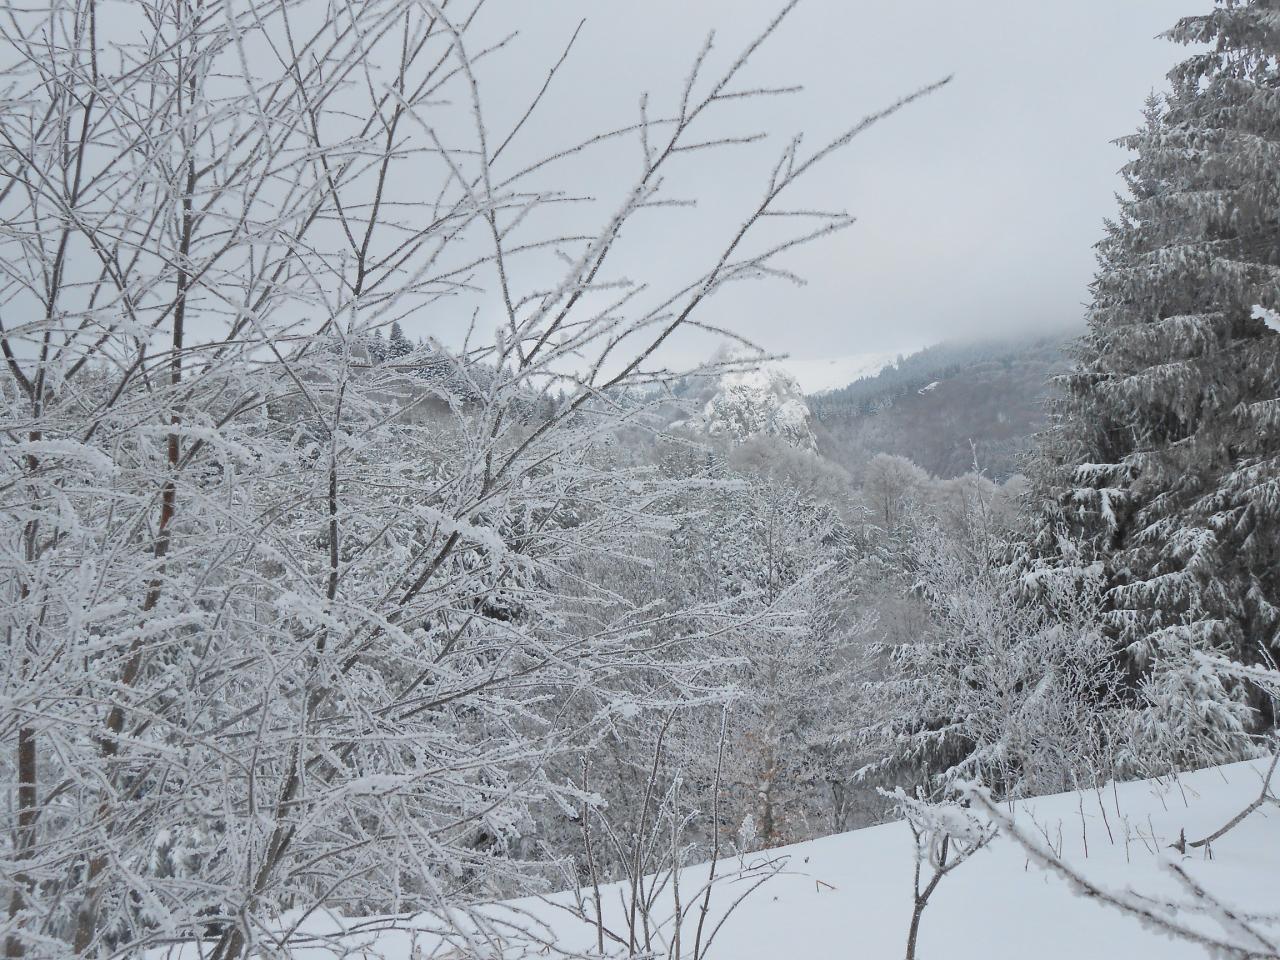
[182,760,1278,958]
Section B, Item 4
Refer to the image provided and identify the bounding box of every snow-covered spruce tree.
[365,328,388,365]
[0,1,943,956]
[386,321,414,362]
[1027,4,1280,771]
[860,488,1125,799]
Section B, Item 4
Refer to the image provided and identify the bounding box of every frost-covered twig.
[1188,742,1280,853]
[884,789,996,960]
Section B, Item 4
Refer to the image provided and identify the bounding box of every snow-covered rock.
[673,365,817,451]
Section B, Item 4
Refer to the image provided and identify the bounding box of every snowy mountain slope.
[778,350,917,396]
[220,759,1278,959]
[811,333,1070,480]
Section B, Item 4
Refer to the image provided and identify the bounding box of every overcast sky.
[444,0,1193,367]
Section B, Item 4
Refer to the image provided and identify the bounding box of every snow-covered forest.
[0,1,1277,958]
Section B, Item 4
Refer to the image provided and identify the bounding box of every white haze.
[401,0,1191,369]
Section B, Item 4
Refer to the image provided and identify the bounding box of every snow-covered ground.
[208,759,1277,959]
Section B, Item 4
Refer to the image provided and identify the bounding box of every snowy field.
[183,759,1276,959]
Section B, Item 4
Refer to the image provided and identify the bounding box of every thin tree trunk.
[7,444,42,959]
[6,728,37,959]
[72,109,195,958]
[905,835,948,960]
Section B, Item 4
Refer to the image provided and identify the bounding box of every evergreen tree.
[387,320,414,360]
[1027,3,1280,769]
[862,520,1123,799]
[366,327,387,364]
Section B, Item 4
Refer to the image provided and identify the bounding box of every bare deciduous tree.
[0,1,942,956]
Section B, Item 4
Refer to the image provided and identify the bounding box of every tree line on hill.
[811,332,1070,481]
